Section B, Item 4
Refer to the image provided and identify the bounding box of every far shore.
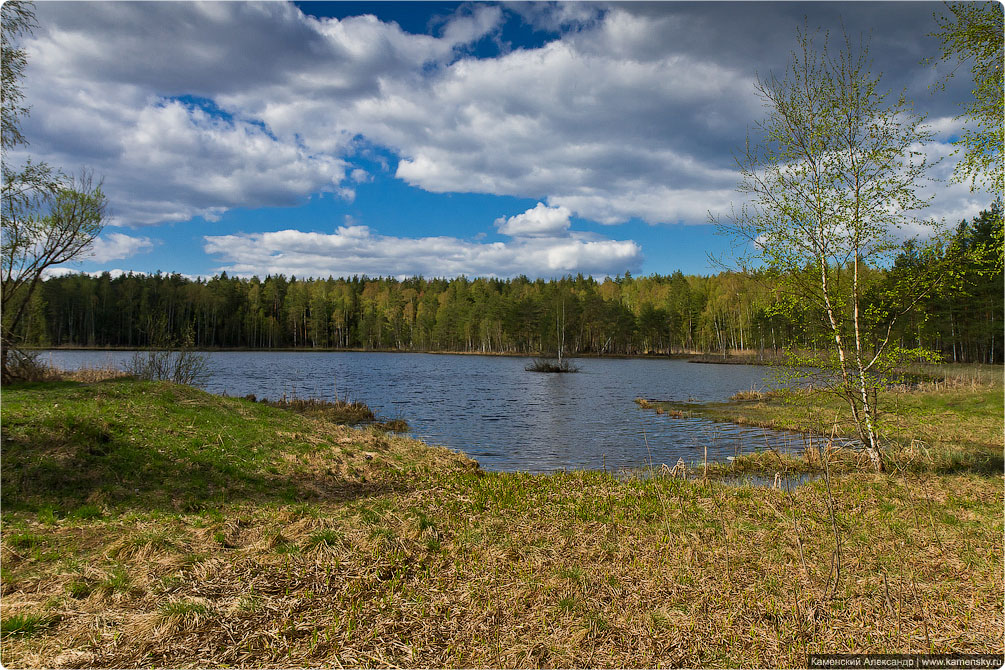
[29,344,795,364]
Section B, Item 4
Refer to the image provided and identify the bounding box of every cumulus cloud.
[86,233,155,262]
[203,222,642,280]
[18,2,497,226]
[18,0,992,236]
[10,80,351,225]
[505,2,604,33]
[41,234,155,278]
[495,203,571,237]
[439,4,504,45]
[907,136,994,236]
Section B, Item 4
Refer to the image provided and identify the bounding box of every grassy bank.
[1,379,1001,667]
[638,370,1003,477]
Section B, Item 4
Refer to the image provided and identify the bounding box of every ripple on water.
[41,350,837,473]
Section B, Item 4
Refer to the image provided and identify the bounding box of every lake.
[40,350,823,473]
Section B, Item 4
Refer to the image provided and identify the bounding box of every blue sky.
[12,1,994,280]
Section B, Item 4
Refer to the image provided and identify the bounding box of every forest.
[17,204,1002,365]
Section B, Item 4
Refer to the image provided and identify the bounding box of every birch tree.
[929,1,1004,192]
[718,30,937,471]
[1,1,107,381]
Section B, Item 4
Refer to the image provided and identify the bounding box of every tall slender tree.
[718,29,938,471]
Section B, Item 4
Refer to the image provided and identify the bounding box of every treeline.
[17,206,1002,364]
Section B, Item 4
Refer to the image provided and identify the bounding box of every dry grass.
[58,363,127,383]
[727,388,781,402]
[635,397,693,418]
[5,355,127,383]
[1,378,1001,667]
[261,395,378,425]
[2,470,999,668]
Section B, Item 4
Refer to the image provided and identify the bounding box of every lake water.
[40,350,823,473]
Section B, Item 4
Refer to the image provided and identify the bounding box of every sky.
[9,1,995,281]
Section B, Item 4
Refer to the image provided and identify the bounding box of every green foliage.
[718,28,945,469]
[1,2,107,381]
[16,246,1003,365]
[929,2,1004,191]
[0,1,34,150]
[891,202,1003,364]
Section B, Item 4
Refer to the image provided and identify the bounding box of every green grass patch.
[647,378,1002,477]
[65,579,94,599]
[158,600,209,618]
[1,613,58,638]
[306,529,344,549]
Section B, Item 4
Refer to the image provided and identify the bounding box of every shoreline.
[1,377,1000,666]
[28,344,807,366]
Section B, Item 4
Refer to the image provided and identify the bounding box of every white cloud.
[381,36,756,224]
[19,2,493,226]
[440,5,504,46]
[908,138,993,235]
[495,203,571,237]
[10,82,351,225]
[17,2,759,229]
[86,233,154,262]
[203,223,642,280]
[18,1,993,237]
[505,2,603,33]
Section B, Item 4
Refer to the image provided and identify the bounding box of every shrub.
[125,348,209,386]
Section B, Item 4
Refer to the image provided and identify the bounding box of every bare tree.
[717,29,938,472]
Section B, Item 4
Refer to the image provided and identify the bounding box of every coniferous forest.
[19,205,1002,364]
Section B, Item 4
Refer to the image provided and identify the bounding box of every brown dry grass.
[1,378,1001,667]
[3,471,1001,667]
[58,364,128,383]
[5,357,127,383]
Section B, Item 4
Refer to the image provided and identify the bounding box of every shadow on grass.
[0,380,409,515]
[885,441,1004,478]
[1,431,401,514]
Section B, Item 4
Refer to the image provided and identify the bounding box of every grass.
[259,395,377,425]
[1,614,59,638]
[0,376,1001,667]
[256,394,410,431]
[638,374,1003,477]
